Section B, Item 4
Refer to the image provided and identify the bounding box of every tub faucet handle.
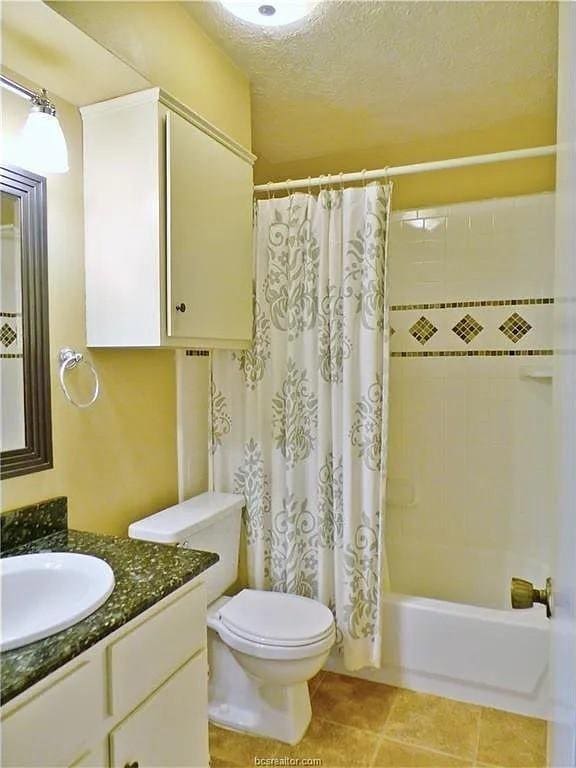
[511,577,552,618]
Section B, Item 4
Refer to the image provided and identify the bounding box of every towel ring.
[58,348,100,409]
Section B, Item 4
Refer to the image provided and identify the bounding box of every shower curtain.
[211,183,392,669]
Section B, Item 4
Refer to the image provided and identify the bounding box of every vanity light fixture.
[219,0,318,27]
[1,75,69,174]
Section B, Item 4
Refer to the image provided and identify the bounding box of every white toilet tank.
[128,492,244,603]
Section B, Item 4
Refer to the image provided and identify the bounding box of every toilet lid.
[218,589,335,647]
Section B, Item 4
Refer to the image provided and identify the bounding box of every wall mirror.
[1,165,52,479]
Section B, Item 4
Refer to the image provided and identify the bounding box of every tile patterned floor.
[209,671,547,768]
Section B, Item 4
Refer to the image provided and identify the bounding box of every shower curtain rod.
[253,144,557,193]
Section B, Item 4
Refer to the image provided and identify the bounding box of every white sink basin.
[1,553,115,652]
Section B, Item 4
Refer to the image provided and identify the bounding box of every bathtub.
[325,593,550,718]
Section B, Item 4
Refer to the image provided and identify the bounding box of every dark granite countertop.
[1,527,218,705]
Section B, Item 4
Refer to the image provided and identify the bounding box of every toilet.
[128,492,335,744]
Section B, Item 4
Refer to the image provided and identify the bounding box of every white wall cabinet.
[81,88,255,350]
[1,581,209,768]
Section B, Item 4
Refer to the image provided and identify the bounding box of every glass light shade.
[219,1,318,27]
[15,110,69,175]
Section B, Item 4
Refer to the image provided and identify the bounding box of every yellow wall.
[0,81,177,534]
[255,114,556,210]
[1,3,251,533]
[48,1,251,150]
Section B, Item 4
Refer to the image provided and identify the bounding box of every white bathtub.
[325,593,550,718]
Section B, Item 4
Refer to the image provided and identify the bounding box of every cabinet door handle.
[124,762,139,768]
[175,302,186,313]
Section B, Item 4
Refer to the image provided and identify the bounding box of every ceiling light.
[219,1,318,27]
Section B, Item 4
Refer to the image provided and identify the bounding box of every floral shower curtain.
[211,183,392,669]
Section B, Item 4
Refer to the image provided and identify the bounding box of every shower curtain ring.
[267,182,273,200]
[386,166,395,191]
[307,176,312,195]
[339,172,344,190]
[361,169,367,187]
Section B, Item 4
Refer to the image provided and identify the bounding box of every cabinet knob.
[175,303,187,313]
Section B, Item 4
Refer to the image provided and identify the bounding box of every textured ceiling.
[185,1,557,173]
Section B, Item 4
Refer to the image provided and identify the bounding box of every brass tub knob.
[511,577,552,618]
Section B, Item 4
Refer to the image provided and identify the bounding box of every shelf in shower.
[519,366,553,380]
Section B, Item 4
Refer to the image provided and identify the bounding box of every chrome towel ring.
[58,348,100,408]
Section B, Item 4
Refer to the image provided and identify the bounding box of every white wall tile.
[386,193,554,608]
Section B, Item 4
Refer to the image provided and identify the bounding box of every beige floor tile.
[210,758,242,768]
[313,672,398,731]
[383,690,481,760]
[278,716,380,767]
[374,738,473,766]
[309,670,325,697]
[209,723,280,767]
[477,708,547,767]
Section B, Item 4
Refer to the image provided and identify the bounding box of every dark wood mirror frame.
[1,165,52,479]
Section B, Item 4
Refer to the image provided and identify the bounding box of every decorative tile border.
[0,353,23,359]
[391,349,553,358]
[0,312,21,318]
[185,350,210,357]
[390,297,554,311]
[390,296,553,356]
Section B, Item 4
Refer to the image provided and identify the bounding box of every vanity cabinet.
[109,652,207,768]
[1,580,209,768]
[81,88,255,350]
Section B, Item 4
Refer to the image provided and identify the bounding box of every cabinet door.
[70,742,108,767]
[1,659,105,768]
[167,111,253,345]
[109,651,209,768]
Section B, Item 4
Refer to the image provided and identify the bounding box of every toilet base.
[208,627,312,745]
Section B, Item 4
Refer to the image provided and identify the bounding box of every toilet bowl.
[129,492,335,744]
[207,590,335,743]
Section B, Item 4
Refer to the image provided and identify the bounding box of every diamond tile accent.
[0,323,17,348]
[409,316,438,345]
[499,312,532,343]
[452,314,483,344]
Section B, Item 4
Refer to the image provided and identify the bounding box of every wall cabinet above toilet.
[81,88,255,350]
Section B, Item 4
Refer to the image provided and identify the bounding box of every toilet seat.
[212,589,336,661]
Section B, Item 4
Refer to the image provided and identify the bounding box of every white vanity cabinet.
[109,652,208,768]
[81,88,255,350]
[1,580,209,768]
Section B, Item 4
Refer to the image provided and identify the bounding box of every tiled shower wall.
[386,193,554,609]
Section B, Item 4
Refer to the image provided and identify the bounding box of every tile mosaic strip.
[0,497,68,552]
[0,353,23,359]
[390,297,554,311]
[452,314,483,344]
[391,349,553,358]
[0,312,21,318]
[186,350,210,357]
[499,313,533,343]
[0,323,17,348]
[409,316,438,344]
